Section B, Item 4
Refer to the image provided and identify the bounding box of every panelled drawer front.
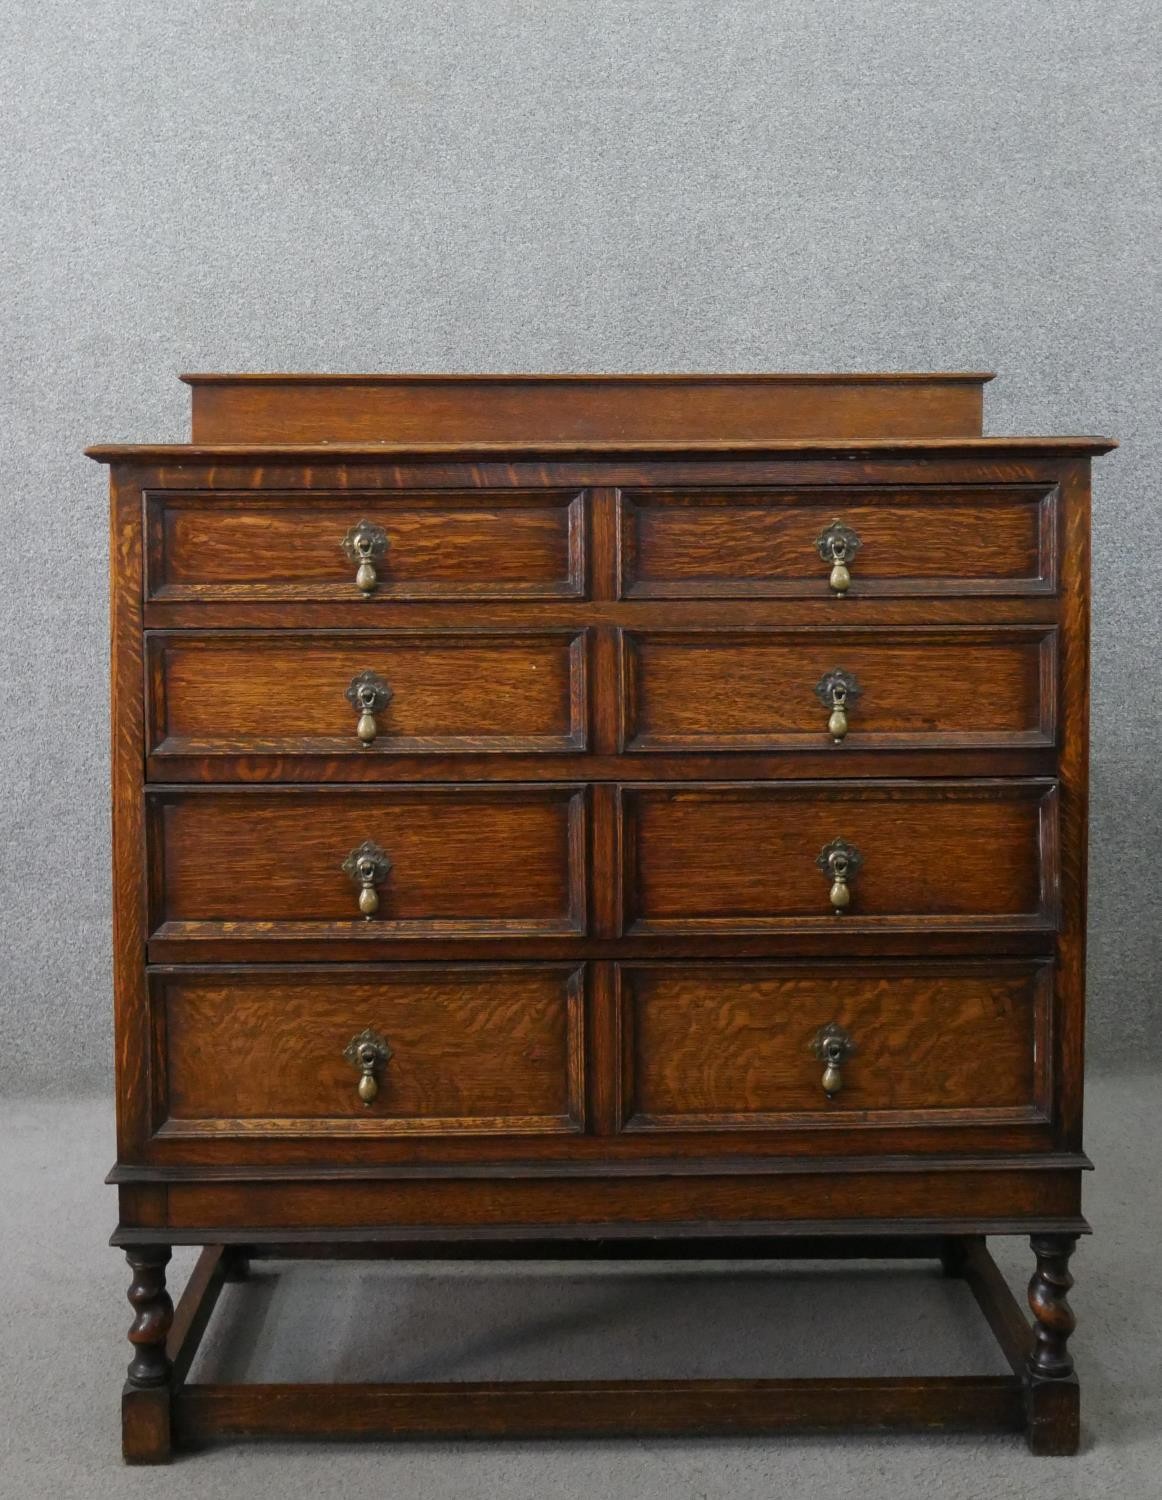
[154,965,584,1136]
[620,627,1056,752]
[147,630,588,760]
[148,786,587,940]
[619,485,1056,597]
[616,961,1050,1130]
[146,490,586,601]
[621,780,1056,932]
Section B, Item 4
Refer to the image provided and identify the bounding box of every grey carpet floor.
[2,1074,1158,1499]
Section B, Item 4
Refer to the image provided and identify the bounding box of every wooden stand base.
[120,1235,1079,1463]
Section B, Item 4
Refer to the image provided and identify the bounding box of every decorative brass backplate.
[815,519,862,593]
[345,670,394,745]
[816,837,862,912]
[810,1021,856,1098]
[341,521,389,594]
[342,839,392,918]
[343,1027,393,1106]
[813,668,861,741]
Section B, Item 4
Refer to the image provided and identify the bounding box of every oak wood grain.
[158,965,584,1136]
[145,748,1061,787]
[147,630,588,757]
[109,468,151,1158]
[132,957,1063,1169]
[1053,460,1092,1153]
[146,490,586,602]
[162,1166,1082,1229]
[621,780,1056,932]
[618,963,1049,1128]
[88,437,1116,464]
[172,1375,1024,1441]
[619,485,1057,598]
[620,625,1055,751]
[182,372,992,444]
[148,785,587,938]
[140,593,1066,632]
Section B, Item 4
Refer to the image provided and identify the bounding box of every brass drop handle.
[817,838,861,913]
[811,1022,856,1099]
[816,519,862,594]
[341,520,389,595]
[342,840,392,918]
[814,668,861,742]
[345,671,393,745]
[344,1027,392,1106]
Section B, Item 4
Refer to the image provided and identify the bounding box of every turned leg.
[122,1246,174,1464]
[127,1246,173,1385]
[1025,1233,1080,1456]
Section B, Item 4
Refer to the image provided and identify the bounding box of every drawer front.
[621,781,1055,932]
[148,786,587,940]
[146,490,585,601]
[147,630,588,760]
[620,627,1056,751]
[617,961,1050,1130]
[619,485,1055,597]
[153,965,584,1136]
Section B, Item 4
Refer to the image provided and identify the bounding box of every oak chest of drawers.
[89,373,1114,1460]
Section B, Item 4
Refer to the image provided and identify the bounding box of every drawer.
[620,780,1056,932]
[145,490,585,601]
[619,626,1056,751]
[146,630,588,761]
[616,961,1050,1130]
[618,485,1056,597]
[147,786,587,942]
[151,965,584,1137]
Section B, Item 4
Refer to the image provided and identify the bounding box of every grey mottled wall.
[1,1,1158,1088]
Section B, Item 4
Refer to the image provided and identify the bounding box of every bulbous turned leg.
[122,1246,174,1464]
[126,1246,174,1386]
[1025,1234,1080,1455]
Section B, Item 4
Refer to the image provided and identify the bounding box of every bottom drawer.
[617,960,1052,1131]
[152,965,585,1137]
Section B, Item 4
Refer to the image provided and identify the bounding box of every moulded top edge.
[85,436,1118,462]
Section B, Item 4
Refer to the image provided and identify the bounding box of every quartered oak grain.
[159,965,585,1135]
[146,489,586,602]
[617,961,1050,1128]
[146,629,589,758]
[148,784,588,937]
[619,625,1056,751]
[619,483,1058,597]
[621,779,1056,931]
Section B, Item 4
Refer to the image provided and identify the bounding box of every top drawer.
[619,485,1057,598]
[145,490,586,602]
